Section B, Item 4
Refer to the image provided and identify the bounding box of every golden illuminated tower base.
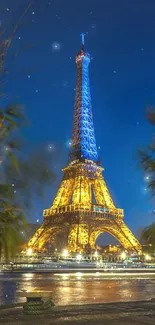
[28,160,142,253]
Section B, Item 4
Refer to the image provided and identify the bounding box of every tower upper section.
[69,35,98,164]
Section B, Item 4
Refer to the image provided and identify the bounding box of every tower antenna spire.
[80,33,86,50]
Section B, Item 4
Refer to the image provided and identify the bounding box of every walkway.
[0,300,155,324]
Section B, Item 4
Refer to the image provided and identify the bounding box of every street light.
[121,252,126,260]
[63,249,68,258]
[94,251,98,258]
[145,254,151,261]
[27,248,33,256]
[76,254,82,261]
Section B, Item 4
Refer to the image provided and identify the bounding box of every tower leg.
[89,219,141,253]
[68,223,89,252]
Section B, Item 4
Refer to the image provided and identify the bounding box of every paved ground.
[0,300,155,324]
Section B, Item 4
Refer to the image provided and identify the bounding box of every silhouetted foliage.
[140,223,155,248]
[139,107,155,195]
[0,4,55,260]
[139,107,155,248]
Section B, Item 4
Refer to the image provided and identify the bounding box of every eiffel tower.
[28,35,141,253]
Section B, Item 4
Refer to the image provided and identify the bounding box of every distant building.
[97,244,122,254]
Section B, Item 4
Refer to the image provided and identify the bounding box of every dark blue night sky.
[1,0,155,241]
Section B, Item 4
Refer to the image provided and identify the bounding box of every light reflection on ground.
[0,272,154,306]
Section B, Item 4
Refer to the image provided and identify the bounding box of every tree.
[140,222,155,249]
[139,108,155,248]
[0,105,26,261]
[0,6,55,261]
[139,108,155,195]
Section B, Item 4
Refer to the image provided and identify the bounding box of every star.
[36,89,39,93]
[62,80,68,88]
[137,122,139,125]
[12,183,15,187]
[141,48,144,51]
[32,11,35,15]
[14,190,16,193]
[113,70,116,74]
[65,140,71,148]
[6,8,9,11]
[18,36,21,40]
[51,42,61,52]
[48,144,54,151]
[28,75,31,78]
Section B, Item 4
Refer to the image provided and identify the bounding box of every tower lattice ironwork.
[28,35,141,253]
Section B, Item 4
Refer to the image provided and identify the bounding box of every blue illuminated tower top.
[69,34,99,163]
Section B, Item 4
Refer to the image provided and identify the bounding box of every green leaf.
[5,114,19,127]
[0,184,10,199]
[8,151,19,170]
[6,105,24,120]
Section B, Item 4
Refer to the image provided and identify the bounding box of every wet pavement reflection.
[0,272,154,306]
